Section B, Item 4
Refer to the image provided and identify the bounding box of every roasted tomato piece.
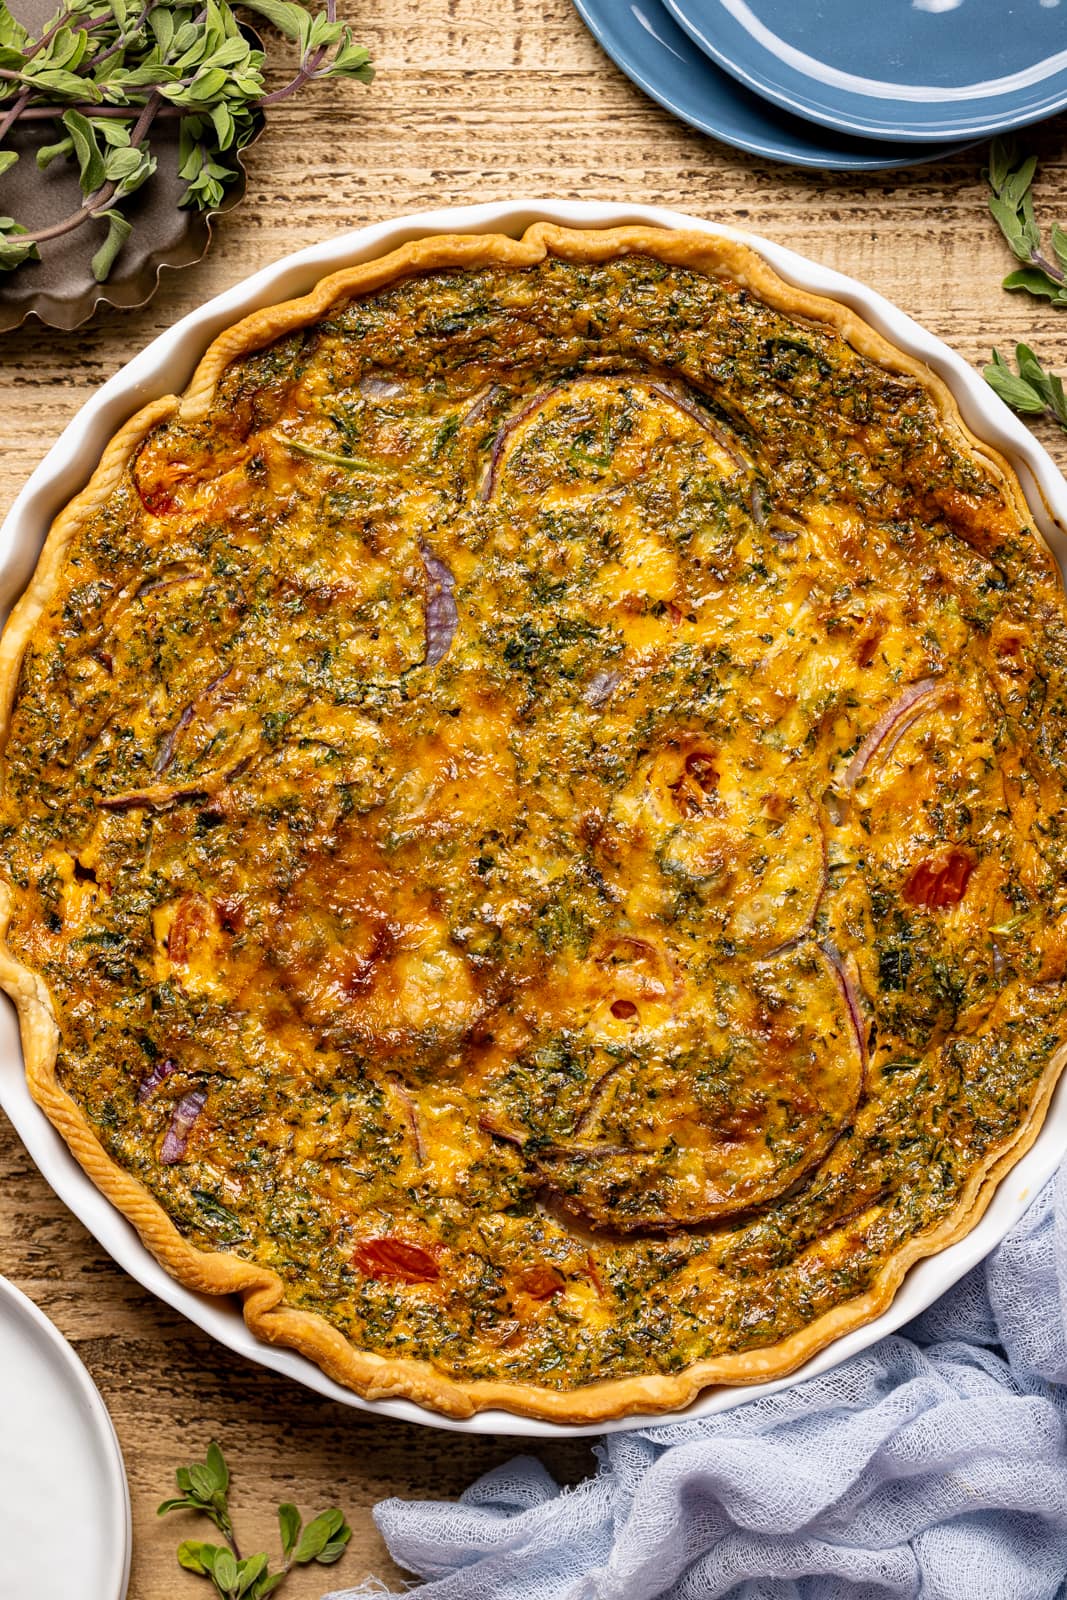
[515,1264,565,1300]
[902,850,973,910]
[133,431,249,516]
[168,893,210,963]
[855,625,883,668]
[138,483,178,515]
[668,748,719,817]
[215,895,245,934]
[351,1237,440,1283]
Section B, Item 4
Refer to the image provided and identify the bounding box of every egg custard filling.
[1,226,1066,1420]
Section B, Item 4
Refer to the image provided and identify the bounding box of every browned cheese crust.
[1,224,1066,1422]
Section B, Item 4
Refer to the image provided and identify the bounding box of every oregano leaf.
[317,1529,353,1564]
[95,119,131,147]
[112,146,155,198]
[235,1551,268,1595]
[206,1441,229,1494]
[1052,222,1067,273]
[0,0,29,52]
[987,135,1014,194]
[1002,267,1063,299]
[90,207,131,281]
[177,1540,213,1575]
[0,235,38,269]
[238,0,308,41]
[35,134,74,169]
[984,364,1046,413]
[984,347,1067,433]
[988,195,1029,259]
[1020,187,1041,252]
[189,1463,218,1501]
[294,1506,346,1563]
[157,1495,195,1515]
[1015,342,1048,387]
[293,1510,335,1563]
[61,107,106,195]
[213,1547,239,1592]
[999,154,1037,208]
[277,1501,301,1559]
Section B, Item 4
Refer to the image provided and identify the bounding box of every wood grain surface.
[1,2,1066,1594]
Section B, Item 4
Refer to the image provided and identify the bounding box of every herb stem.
[1030,248,1065,286]
[260,0,335,104]
[159,1441,353,1596]
[84,0,158,71]
[20,88,161,245]
[12,101,184,120]
[0,87,31,144]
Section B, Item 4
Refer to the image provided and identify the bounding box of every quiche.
[2,223,1066,1423]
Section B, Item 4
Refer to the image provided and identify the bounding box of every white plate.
[0,1275,130,1598]
[3,201,1067,1438]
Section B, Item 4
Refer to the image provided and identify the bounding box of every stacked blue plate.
[573,0,1067,170]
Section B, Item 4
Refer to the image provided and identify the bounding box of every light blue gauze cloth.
[327,1161,1067,1600]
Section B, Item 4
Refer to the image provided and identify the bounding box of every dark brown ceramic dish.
[0,0,261,333]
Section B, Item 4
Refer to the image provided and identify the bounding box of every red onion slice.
[648,382,747,471]
[480,389,555,500]
[138,1058,177,1104]
[359,372,404,399]
[419,544,458,666]
[478,1112,526,1149]
[391,1079,426,1165]
[878,692,950,768]
[584,669,622,708]
[98,785,203,812]
[135,569,202,599]
[160,1088,207,1164]
[153,703,196,777]
[460,385,502,431]
[573,1059,628,1137]
[842,678,944,791]
[154,669,232,777]
[482,377,745,501]
[761,821,827,959]
[820,942,869,1076]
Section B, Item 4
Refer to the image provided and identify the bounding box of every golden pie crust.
[1,223,1066,1422]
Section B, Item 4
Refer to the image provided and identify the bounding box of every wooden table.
[1,3,1066,1593]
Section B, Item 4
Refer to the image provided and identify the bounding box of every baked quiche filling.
[4,242,1067,1403]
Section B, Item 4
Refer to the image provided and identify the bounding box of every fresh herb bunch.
[986,137,1067,307]
[159,1440,353,1598]
[985,345,1067,437]
[0,0,372,281]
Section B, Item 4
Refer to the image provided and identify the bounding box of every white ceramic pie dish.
[2,199,1066,1439]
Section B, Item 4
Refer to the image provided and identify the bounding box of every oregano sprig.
[0,0,372,280]
[986,137,1067,307]
[159,1440,353,1599]
[984,345,1067,436]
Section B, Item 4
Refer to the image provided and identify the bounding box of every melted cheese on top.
[4,254,1067,1390]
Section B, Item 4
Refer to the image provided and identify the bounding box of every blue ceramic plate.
[662,0,1067,142]
[572,0,969,169]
